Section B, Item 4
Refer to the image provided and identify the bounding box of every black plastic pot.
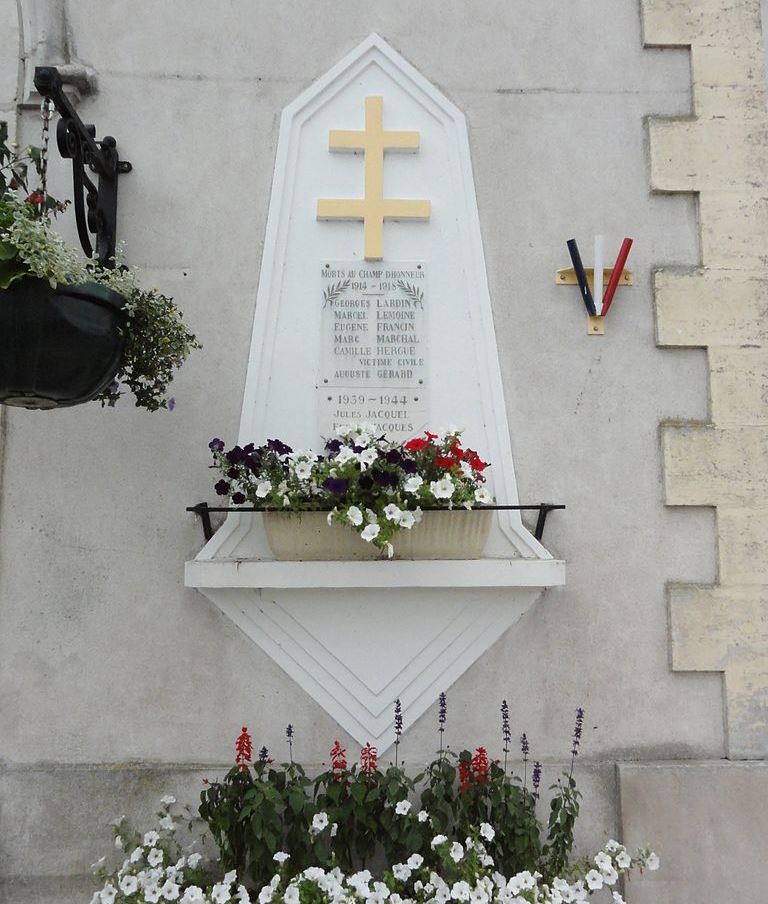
[0,277,127,409]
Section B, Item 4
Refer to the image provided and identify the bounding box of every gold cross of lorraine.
[316,96,431,261]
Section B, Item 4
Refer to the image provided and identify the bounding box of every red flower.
[404,437,429,453]
[471,746,489,784]
[360,742,378,774]
[27,190,45,205]
[330,740,347,779]
[425,431,438,441]
[435,455,455,470]
[466,450,490,472]
[235,726,253,773]
[458,758,472,794]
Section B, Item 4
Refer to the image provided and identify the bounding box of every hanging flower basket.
[0,123,199,412]
[0,277,126,409]
[263,508,492,560]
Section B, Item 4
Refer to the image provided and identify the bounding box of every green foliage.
[199,746,582,892]
[541,774,582,881]
[0,120,200,411]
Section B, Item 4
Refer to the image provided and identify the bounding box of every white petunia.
[187,852,203,869]
[450,881,471,902]
[143,831,160,847]
[398,510,416,529]
[612,894,625,904]
[365,509,378,523]
[273,851,290,864]
[584,870,603,891]
[615,850,631,869]
[257,888,273,904]
[160,795,176,806]
[236,887,251,904]
[147,848,164,868]
[294,460,313,480]
[430,477,455,500]
[384,503,402,521]
[602,867,619,886]
[474,487,492,505]
[646,852,660,871]
[392,863,411,882]
[144,886,162,904]
[406,854,423,870]
[360,523,380,542]
[358,448,378,468]
[224,872,238,887]
[479,822,495,842]
[120,875,140,896]
[114,836,123,849]
[255,480,272,498]
[346,505,363,526]
[431,834,448,848]
[417,809,429,823]
[594,852,612,872]
[181,889,204,904]
[160,880,180,901]
[100,885,118,904]
[303,867,325,881]
[449,842,464,863]
[283,887,299,904]
[403,475,424,493]
[130,847,143,864]
[311,811,329,833]
[605,840,621,853]
[159,815,176,831]
[395,799,412,816]
[336,446,357,464]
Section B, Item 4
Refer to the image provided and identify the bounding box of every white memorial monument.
[186,34,565,749]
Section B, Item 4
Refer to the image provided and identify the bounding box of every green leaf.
[0,240,18,260]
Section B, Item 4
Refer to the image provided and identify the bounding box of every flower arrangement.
[0,122,199,411]
[87,701,659,904]
[209,425,492,552]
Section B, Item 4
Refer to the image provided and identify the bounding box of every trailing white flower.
[395,799,412,816]
[430,476,455,500]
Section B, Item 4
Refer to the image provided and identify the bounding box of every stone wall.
[2,1,763,902]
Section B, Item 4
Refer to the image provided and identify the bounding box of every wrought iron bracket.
[33,65,132,267]
[187,502,565,545]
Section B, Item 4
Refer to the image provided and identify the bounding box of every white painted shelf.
[185,557,565,590]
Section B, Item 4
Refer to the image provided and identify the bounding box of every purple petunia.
[231,492,246,505]
[322,477,349,495]
[214,479,231,496]
[209,437,225,453]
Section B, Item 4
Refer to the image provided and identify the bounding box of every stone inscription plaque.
[318,261,428,438]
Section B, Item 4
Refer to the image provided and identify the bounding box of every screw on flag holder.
[556,236,634,334]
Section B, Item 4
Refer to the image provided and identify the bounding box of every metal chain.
[38,96,53,207]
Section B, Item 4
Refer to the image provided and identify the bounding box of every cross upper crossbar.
[317,96,431,260]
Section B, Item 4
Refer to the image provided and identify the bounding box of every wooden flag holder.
[555,267,633,335]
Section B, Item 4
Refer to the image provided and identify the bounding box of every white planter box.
[263,509,492,560]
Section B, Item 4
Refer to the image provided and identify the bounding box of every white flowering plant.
[209,425,493,552]
[89,796,251,904]
[256,827,659,904]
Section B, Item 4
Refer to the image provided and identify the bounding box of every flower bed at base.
[88,704,659,904]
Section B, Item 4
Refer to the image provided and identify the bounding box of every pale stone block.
[618,761,768,904]
[699,190,768,269]
[709,347,768,427]
[650,118,768,191]
[654,267,768,347]
[691,43,767,117]
[669,584,768,756]
[717,506,768,584]
[642,0,762,47]
[663,425,768,505]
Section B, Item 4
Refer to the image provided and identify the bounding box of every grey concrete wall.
[0,1,726,899]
